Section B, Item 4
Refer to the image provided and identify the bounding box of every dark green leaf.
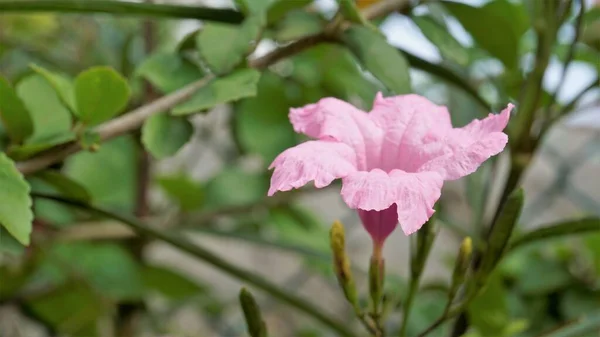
[273,10,324,43]
[585,233,600,274]
[142,265,206,300]
[338,0,368,25]
[25,282,105,336]
[197,16,264,74]
[442,0,526,68]
[413,15,469,66]
[74,66,131,126]
[204,168,268,208]
[0,263,29,298]
[513,256,572,295]
[0,153,32,245]
[30,64,76,112]
[65,136,137,212]
[16,74,72,144]
[468,272,509,336]
[172,68,261,115]
[560,289,600,320]
[156,174,204,211]
[234,72,298,162]
[267,0,312,24]
[141,114,194,159]
[509,217,600,252]
[343,25,412,94]
[0,74,33,143]
[135,52,204,93]
[34,170,92,202]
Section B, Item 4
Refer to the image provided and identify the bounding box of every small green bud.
[330,221,358,308]
[239,288,268,337]
[452,237,473,287]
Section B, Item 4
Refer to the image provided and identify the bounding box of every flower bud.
[330,221,358,309]
[452,237,473,288]
[239,288,268,337]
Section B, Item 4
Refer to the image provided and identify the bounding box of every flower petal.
[341,168,443,235]
[418,104,513,180]
[368,93,453,172]
[358,205,398,246]
[268,140,358,196]
[289,97,382,170]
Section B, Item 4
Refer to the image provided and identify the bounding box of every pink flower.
[268,93,513,248]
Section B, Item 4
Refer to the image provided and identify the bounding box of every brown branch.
[16,0,410,176]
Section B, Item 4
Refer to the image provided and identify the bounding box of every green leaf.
[413,15,469,66]
[135,52,204,93]
[234,72,298,162]
[172,68,261,115]
[25,282,105,336]
[560,289,600,321]
[142,114,194,159]
[477,189,524,279]
[273,10,324,43]
[74,66,131,126]
[267,0,313,24]
[442,0,526,68]
[16,74,73,144]
[197,16,264,75]
[338,0,368,25]
[0,75,33,143]
[43,242,144,301]
[468,272,509,337]
[65,136,137,212]
[0,262,30,298]
[234,0,273,15]
[509,217,600,252]
[156,174,204,211]
[34,170,92,203]
[30,64,76,112]
[0,226,25,256]
[343,25,412,94]
[204,168,268,208]
[0,153,33,245]
[142,265,206,300]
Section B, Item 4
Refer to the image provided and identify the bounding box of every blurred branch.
[0,0,244,23]
[547,0,586,112]
[508,217,600,252]
[535,311,600,337]
[16,74,214,174]
[33,192,359,337]
[401,49,492,111]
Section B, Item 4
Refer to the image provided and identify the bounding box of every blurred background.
[0,0,599,336]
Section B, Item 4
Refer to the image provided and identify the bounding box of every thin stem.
[0,0,244,23]
[33,193,358,337]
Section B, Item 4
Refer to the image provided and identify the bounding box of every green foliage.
[197,17,264,75]
[413,15,469,66]
[142,114,194,159]
[136,51,204,93]
[156,174,205,211]
[142,264,207,300]
[34,170,92,202]
[0,153,32,245]
[234,72,299,163]
[343,25,412,94]
[442,0,527,69]
[74,66,131,126]
[172,68,261,115]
